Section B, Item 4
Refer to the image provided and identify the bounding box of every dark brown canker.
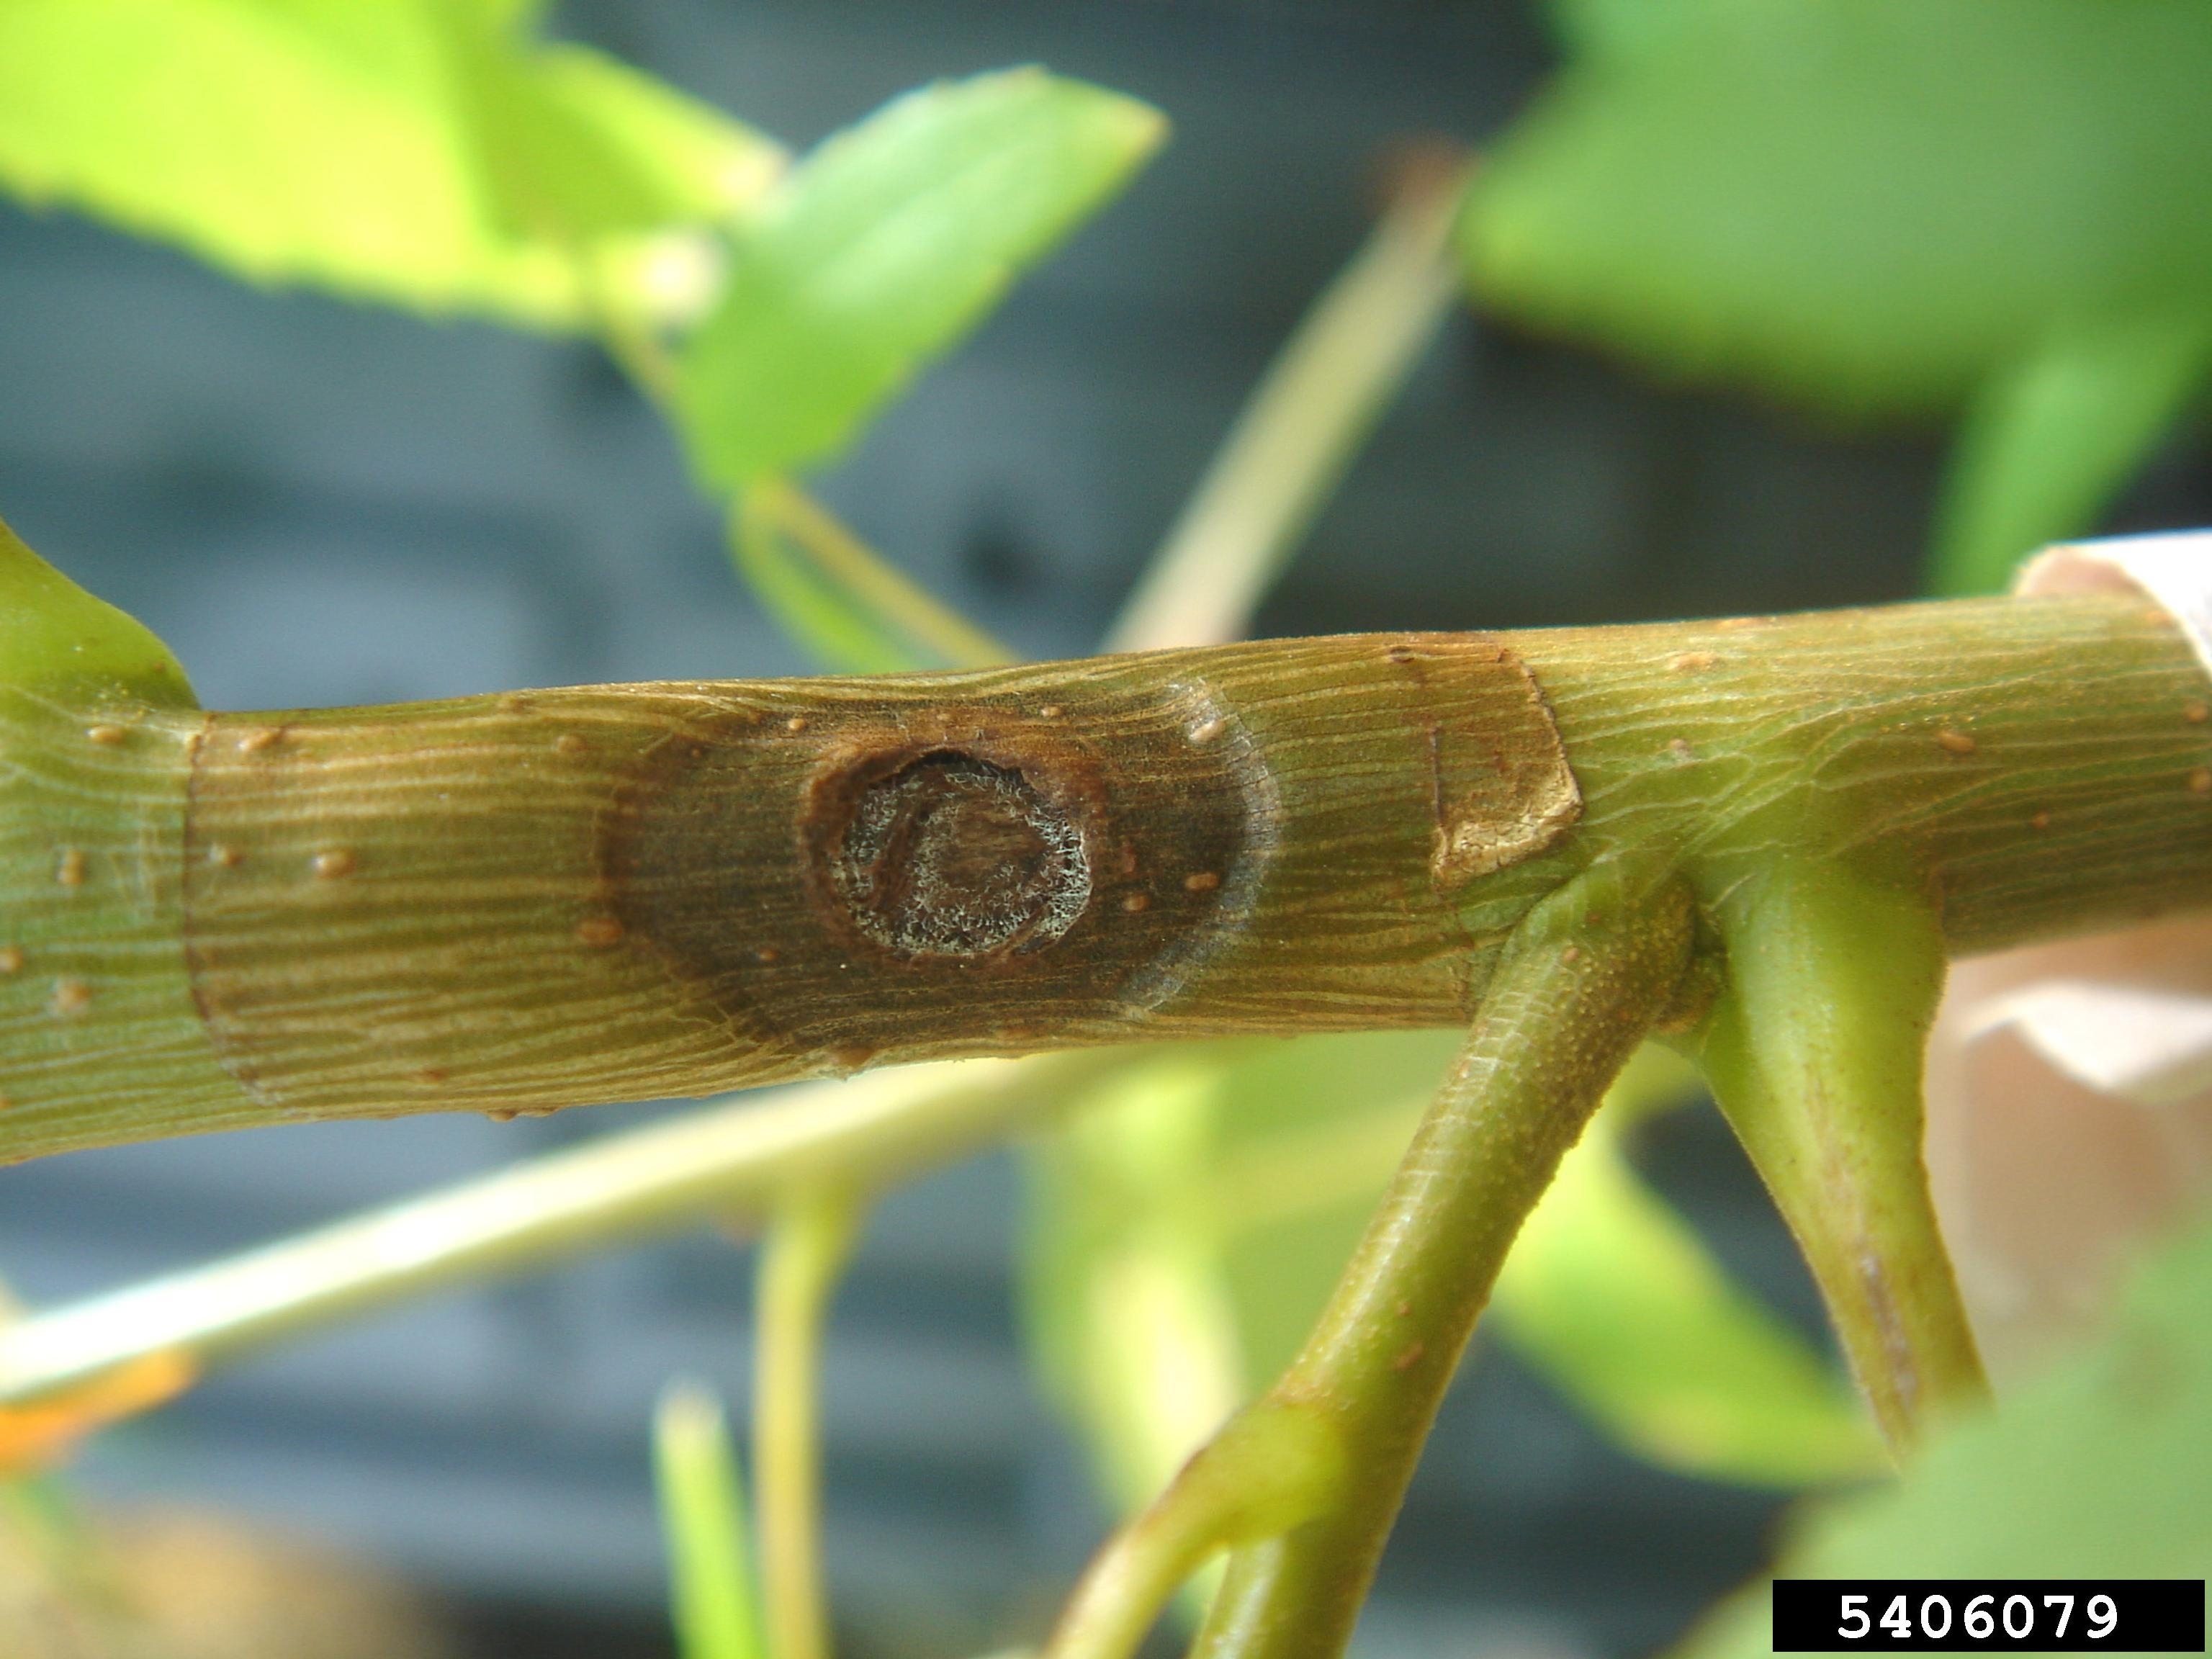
[825,751,1092,958]
[177,634,1585,1114]
[621,689,1264,1064]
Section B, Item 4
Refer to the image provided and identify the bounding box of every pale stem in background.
[754,1187,864,1659]
[1105,151,1470,655]
[582,240,684,410]
[737,477,1017,669]
[0,1058,1107,1411]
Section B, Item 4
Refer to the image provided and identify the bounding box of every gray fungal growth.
[832,752,1090,958]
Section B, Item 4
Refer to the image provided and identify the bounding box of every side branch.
[1046,860,1694,1659]
[1697,862,1988,1451]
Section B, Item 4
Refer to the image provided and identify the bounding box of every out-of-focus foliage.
[730,480,1015,675]
[673,68,1165,487]
[0,9,1162,495]
[1673,1212,2212,1658]
[0,516,195,711]
[0,0,780,328]
[0,1,2131,1627]
[1024,1036,1879,1514]
[1930,315,2212,595]
[652,1382,764,1659]
[1463,0,2212,592]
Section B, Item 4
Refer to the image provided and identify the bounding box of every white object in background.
[1925,529,2212,1381]
[1962,979,2212,1107]
[2017,527,2212,676]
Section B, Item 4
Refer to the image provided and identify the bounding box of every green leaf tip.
[674,66,1167,487]
[1930,314,2212,595]
[653,1377,765,1659]
[0,515,197,711]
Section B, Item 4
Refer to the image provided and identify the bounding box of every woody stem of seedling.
[4,597,2210,1163]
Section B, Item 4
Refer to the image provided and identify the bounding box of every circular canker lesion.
[831,751,1091,958]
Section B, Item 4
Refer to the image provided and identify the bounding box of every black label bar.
[1773,1580,2206,1652]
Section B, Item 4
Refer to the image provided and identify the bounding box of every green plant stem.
[1043,1398,1352,1659]
[1048,860,1692,1659]
[755,1186,864,1659]
[732,479,1013,673]
[1695,860,1987,1451]
[4,595,2211,1159]
[1105,156,1469,655]
[582,243,685,410]
[1195,863,1694,1658]
[0,1056,1105,1410]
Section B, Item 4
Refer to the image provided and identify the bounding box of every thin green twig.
[1696,858,1989,1451]
[755,1187,866,1659]
[1105,153,1470,655]
[1044,861,1694,1659]
[732,479,1014,673]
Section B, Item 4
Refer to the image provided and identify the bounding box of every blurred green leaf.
[1204,1032,1462,1385]
[1672,1215,2212,1658]
[0,515,196,710]
[674,67,1166,487]
[1930,313,2212,595]
[653,1379,765,1659]
[1541,0,1710,63]
[462,0,544,27]
[438,12,774,246]
[1024,1054,1251,1517]
[1489,1112,1884,1488]
[731,480,1013,675]
[1464,1,2212,423]
[0,0,780,328]
[1025,1034,1863,1519]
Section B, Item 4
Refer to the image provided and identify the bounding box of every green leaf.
[0,0,781,329]
[1930,314,2212,595]
[438,13,775,246]
[1489,1112,1884,1488]
[652,1379,765,1659]
[1542,0,1711,63]
[463,0,545,35]
[0,514,196,710]
[1463,0,2212,422]
[730,481,1012,676]
[1671,1215,2212,1659]
[674,67,1166,487]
